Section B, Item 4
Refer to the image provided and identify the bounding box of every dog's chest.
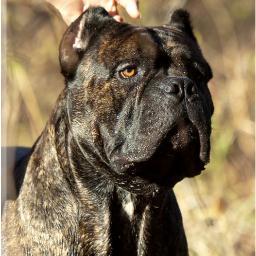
[122,194,135,220]
[73,191,151,256]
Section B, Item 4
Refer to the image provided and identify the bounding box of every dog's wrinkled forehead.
[59,7,206,80]
[96,28,162,68]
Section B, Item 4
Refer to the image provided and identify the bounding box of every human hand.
[46,0,140,25]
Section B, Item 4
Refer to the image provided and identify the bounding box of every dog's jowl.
[2,8,214,256]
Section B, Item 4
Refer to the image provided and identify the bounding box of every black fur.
[3,8,213,255]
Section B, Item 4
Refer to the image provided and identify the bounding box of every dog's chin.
[126,119,209,189]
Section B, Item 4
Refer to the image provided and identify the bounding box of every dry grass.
[4,0,254,255]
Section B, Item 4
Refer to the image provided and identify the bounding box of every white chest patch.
[122,194,134,220]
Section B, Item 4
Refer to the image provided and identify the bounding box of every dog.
[2,7,214,255]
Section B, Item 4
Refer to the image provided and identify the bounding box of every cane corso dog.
[2,7,213,255]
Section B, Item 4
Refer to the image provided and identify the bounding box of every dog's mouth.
[124,119,209,188]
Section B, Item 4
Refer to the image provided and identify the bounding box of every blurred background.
[4,0,254,255]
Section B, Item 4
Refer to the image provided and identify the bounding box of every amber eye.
[119,67,137,79]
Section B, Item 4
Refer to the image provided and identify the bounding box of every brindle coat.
[2,8,213,256]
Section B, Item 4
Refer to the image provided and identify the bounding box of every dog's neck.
[53,92,171,249]
[16,91,183,255]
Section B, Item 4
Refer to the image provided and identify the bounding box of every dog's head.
[59,7,214,194]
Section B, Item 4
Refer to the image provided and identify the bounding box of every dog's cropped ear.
[59,7,111,78]
[168,9,197,42]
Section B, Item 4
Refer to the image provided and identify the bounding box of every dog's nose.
[160,77,197,100]
[185,79,197,99]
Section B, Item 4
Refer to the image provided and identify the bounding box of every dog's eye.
[119,66,137,79]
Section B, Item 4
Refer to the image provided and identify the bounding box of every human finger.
[116,0,140,18]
